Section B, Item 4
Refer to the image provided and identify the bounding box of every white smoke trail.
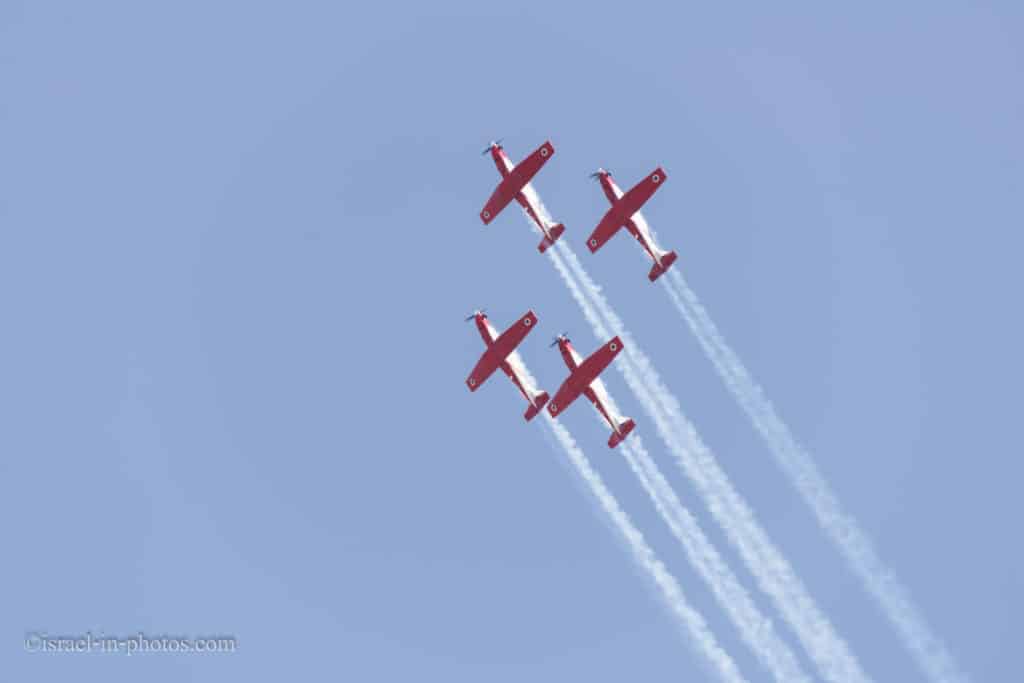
[547,284,807,681]
[619,435,813,683]
[542,416,747,683]
[661,268,967,683]
[548,241,871,683]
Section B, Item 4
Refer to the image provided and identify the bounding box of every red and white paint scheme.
[547,335,636,448]
[465,310,550,421]
[479,140,566,253]
[587,168,678,282]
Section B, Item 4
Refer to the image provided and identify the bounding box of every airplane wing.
[586,168,667,253]
[617,167,667,219]
[548,337,623,416]
[586,208,626,253]
[466,310,538,391]
[480,141,555,224]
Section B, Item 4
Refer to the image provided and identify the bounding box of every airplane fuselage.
[555,338,625,438]
[597,171,665,268]
[474,313,535,406]
[488,144,555,243]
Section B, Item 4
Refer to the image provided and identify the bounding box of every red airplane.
[587,167,678,282]
[547,334,636,448]
[480,139,566,253]
[466,309,550,421]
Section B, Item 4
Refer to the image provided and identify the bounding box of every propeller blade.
[465,315,475,322]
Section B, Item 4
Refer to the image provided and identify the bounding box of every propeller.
[464,309,487,322]
[549,333,569,347]
[480,138,504,155]
[589,168,608,179]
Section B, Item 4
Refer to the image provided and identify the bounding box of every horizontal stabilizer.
[524,391,550,421]
[648,250,679,282]
[537,223,566,253]
[608,418,636,448]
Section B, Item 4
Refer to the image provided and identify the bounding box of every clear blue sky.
[3,2,1022,680]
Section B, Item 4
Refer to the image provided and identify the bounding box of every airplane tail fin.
[524,391,550,421]
[648,250,678,282]
[608,418,636,448]
[537,223,566,253]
